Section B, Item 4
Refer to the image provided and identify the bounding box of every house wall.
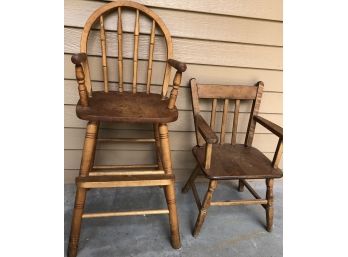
[64,0,283,183]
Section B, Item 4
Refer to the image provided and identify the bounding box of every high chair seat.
[76,91,178,123]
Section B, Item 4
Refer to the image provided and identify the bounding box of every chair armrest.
[167,59,187,72]
[195,114,218,144]
[254,115,283,138]
[71,53,87,65]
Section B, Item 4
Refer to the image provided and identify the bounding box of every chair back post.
[190,79,205,146]
[244,81,264,146]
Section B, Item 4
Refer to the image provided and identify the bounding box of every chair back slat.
[220,99,229,144]
[210,98,217,130]
[132,9,140,93]
[146,20,156,94]
[117,7,124,92]
[231,99,240,145]
[99,15,109,92]
[198,84,257,99]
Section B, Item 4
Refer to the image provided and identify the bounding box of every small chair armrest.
[195,114,218,144]
[167,59,187,72]
[254,115,283,138]
[71,53,87,65]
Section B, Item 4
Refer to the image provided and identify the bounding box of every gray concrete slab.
[64,180,282,257]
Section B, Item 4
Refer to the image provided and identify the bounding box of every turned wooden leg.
[182,164,200,193]
[193,180,218,237]
[68,121,98,257]
[90,121,100,169]
[159,123,181,249]
[153,123,163,170]
[238,179,245,192]
[266,178,274,232]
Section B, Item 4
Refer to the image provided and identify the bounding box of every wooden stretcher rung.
[240,179,267,209]
[211,199,267,206]
[89,170,165,176]
[93,164,159,170]
[77,174,174,188]
[97,138,156,143]
[82,209,169,218]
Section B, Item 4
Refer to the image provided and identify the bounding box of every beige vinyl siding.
[64,0,283,183]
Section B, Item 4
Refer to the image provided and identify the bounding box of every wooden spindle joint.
[168,71,182,109]
[75,65,89,107]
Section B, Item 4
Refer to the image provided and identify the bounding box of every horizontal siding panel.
[64,54,283,92]
[65,27,282,69]
[65,0,282,46]
[64,105,282,133]
[65,128,281,152]
[100,0,283,21]
[64,80,282,113]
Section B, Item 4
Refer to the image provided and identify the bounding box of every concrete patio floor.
[64,180,282,257]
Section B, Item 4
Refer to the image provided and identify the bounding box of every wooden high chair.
[182,79,283,237]
[67,2,186,256]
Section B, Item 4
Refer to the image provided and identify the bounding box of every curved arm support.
[71,53,89,107]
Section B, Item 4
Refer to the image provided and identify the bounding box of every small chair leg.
[153,123,163,170]
[193,179,218,237]
[182,164,200,193]
[266,178,274,232]
[68,121,98,257]
[238,179,245,192]
[158,123,181,249]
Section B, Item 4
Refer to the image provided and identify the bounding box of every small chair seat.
[192,144,283,180]
[76,91,178,123]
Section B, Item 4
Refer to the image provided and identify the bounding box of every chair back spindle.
[210,98,217,130]
[117,7,124,92]
[146,20,156,94]
[220,99,229,144]
[99,15,109,92]
[132,9,140,93]
[231,99,240,145]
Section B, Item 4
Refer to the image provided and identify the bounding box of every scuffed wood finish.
[245,81,264,146]
[76,92,178,123]
[132,9,140,93]
[220,99,229,144]
[99,15,109,92]
[231,99,240,144]
[183,78,283,237]
[117,7,124,92]
[146,20,156,94]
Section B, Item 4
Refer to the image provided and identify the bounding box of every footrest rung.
[211,199,267,206]
[77,174,174,188]
[93,164,159,170]
[98,138,156,143]
[82,209,169,218]
[89,170,165,176]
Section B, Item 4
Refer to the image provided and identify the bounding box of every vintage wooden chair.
[182,78,283,237]
[67,1,186,256]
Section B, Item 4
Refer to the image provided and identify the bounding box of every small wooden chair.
[182,79,283,237]
[67,2,186,256]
